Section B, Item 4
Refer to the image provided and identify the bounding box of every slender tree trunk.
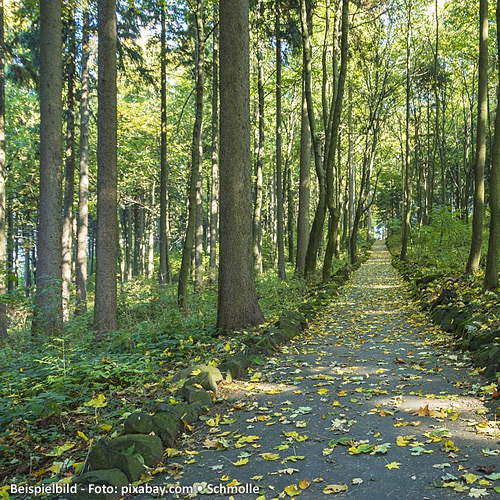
[159,3,171,286]
[301,0,326,275]
[485,0,500,290]
[95,0,118,334]
[466,0,488,275]
[252,5,264,275]
[148,183,155,278]
[209,7,219,282]
[178,0,204,307]
[33,0,63,336]
[195,141,204,287]
[62,12,76,321]
[217,0,264,330]
[76,8,89,313]
[126,205,133,280]
[400,1,412,261]
[295,73,310,276]
[275,6,286,280]
[0,0,6,339]
[348,86,355,257]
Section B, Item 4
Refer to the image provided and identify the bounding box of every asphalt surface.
[133,241,500,500]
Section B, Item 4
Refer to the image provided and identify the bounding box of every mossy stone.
[108,434,163,467]
[181,385,213,409]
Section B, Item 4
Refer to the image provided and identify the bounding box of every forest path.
[135,241,499,500]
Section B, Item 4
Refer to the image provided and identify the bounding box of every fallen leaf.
[323,484,348,494]
[232,457,249,466]
[385,462,401,470]
[284,484,301,497]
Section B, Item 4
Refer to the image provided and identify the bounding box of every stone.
[152,412,181,445]
[180,385,213,409]
[108,434,163,467]
[87,439,145,483]
[157,402,199,425]
[172,365,223,393]
[72,469,129,500]
[468,330,500,351]
[218,354,250,379]
[280,310,307,329]
[124,412,155,435]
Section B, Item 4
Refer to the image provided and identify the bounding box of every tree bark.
[159,2,171,286]
[62,12,76,321]
[485,0,500,290]
[33,0,63,336]
[466,0,487,275]
[95,0,118,334]
[0,0,6,339]
[400,0,412,261]
[178,0,204,307]
[275,5,286,280]
[295,73,310,276]
[209,7,218,282]
[76,8,90,313]
[217,0,264,330]
[252,2,264,275]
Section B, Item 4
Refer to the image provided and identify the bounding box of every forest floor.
[133,241,500,500]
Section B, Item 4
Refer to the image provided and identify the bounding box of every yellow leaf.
[442,440,459,452]
[185,450,199,455]
[227,479,242,487]
[0,490,9,500]
[232,457,249,466]
[250,372,262,381]
[299,479,311,490]
[184,458,196,464]
[396,436,411,446]
[190,369,201,376]
[165,448,181,458]
[181,418,194,431]
[256,496,266,500]
[84,393,107,408]
[251,475,263,481]
[261,452,280,461]
[72,462,85,474]
[77,431,89,441]
[412,404,430,417]
[284,484,301,496]
[99,424,112,431]
[385,462,401,470]
[221,475,231,481]
[318,388,329,395]
[463,473,478,484]
[323,484,348,494]
[338,390,347,397]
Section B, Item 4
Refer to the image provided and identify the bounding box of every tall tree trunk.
[0,0,6,339]
[252,4,264,275]
[295,73,310,276]
[400,0,412,261]
[217,0,264,330]
[347,86,355,258]
[95,0,118,334]
[62,12,76,321]
[148,183,155,278]
[76,8,89,313]
[159,3,171,286]
[209,7,218,282]
[195,142,204,287]
[466,0,487,275]
[301,0,326,275]
[6,207,12,291]
[33,0,63,335]
[485,0,500,290]
[275,5,286,280]
[322,0,349,281]
[178,0,204,307]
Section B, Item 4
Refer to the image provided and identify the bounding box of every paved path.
[135,242,499,499]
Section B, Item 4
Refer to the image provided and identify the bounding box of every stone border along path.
[130,241,499,500]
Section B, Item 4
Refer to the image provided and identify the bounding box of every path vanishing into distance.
[134,242,500,500]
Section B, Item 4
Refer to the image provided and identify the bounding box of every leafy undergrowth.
[0,257,348,490]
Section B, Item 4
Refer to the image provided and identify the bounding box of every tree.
[485,0,500,290]
[466,0,487,276]
[33,0,63,335]
[95,0,118,333]
[62,10,76,321]
[0,0,6,339]
[159,0,171,286]
[217,0,264,330]
[178,0,204,307]
[76,8,90,312]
